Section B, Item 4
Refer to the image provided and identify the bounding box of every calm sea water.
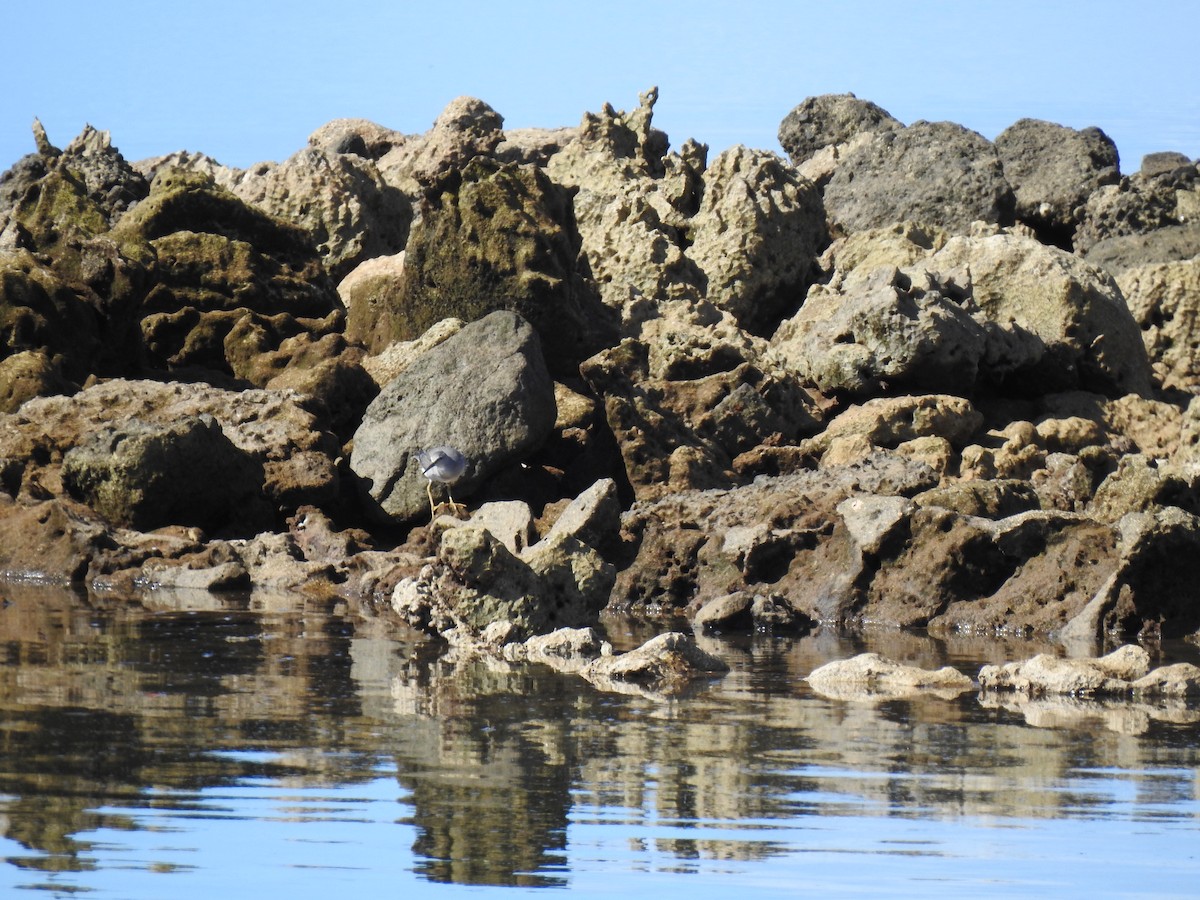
[0,583,1197,899]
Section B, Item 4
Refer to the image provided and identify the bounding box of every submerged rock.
[806,653,974,700]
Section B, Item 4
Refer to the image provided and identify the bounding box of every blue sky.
[2,1,1197,175]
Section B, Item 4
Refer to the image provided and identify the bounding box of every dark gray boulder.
[994,119,1120,247]
[349,310,557,522]
[823,121,1014,235]
[777,93,901,165]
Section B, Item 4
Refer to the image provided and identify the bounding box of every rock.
[1087,455,1200,523]
[1083,223,1200,275]
[459,500,536,554]
[0,378,341,521]
[496,126,579,166]
[132,150,242,190]
[1117,258,1200,392]
[913,479,1041,519]
[823,121,1014,235]
[867,505,1123,635]
[0,349,75,413]
[805,395,983,458]
[391,522,613,640]
[0,248,110,382]
[61,415,268,533]
[993,119,1120,246]
[685,145,826,334]
[307,118,406,160]
[522,533,616,624]
[113,168,342,382]
[539,477,621,553]
[771,265,987,397]
[978,645,1151,696]
[1074,163,1199,254]
[581,632,728,688]
[926,230,1153,397]
[545,89,709,330]
[1132,663,1200,697]
[379,158,611,373]
[818,222,947,277]
[1085,506,1200,640]
[806,653,974,700]
[612,452,939,616]
[138,559,250,592]
[777,93,901,166]
[502,626,612,673]
[357,315,462,388]
[693,591,811,634]
[350,311,557,522]
[339,251,407,353]
[230,146,412,280]
[376,96,505,193]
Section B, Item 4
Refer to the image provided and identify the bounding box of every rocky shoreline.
[2,89,1200,689]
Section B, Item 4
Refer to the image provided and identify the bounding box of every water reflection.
[0,582,1198,896]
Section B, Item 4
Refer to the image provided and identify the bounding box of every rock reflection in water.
[1,583,1199,894]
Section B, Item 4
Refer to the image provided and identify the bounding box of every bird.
[416,446,468,520]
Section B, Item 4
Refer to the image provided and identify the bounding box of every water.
[1,584,1198,898]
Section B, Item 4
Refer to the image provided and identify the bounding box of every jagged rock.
[1075,162,1199,254]
[818,222,947,277]
[455,500,536,554]
[380,157,611,373]
[307,118,406,160]
[390,522,612,640]
[771,265,987,397]
[994,119,1120,246]
[612,452,939,615]
[539,477,621,553]
[806,653,973,700]
[926,230,1153,397]
[231,146,412,280]
[978,645,1151,695]
[1087,455,1200,523]
[804,395,983,458]
[686,145,826,334]
[823,121,1014,235]
[1117,258,1200,391]
[113,168,343,381]
[914,479,1041,519]
[350,311,557,522]
[777,93,901,166]
[545,89,708,331]
[376,96,505,193]
[580,632,728,687]
[0,123,147,251]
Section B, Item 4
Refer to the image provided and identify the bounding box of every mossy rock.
[114,168,318,259]
[359,158,612,373]
[0,349,76,413]
[0,250,101,380]
[61,414,271,534]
